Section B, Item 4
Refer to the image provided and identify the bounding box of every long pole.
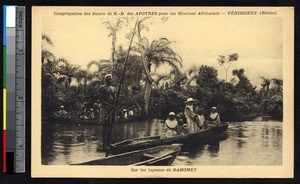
[106,18,138,156]
[114,18,138,108]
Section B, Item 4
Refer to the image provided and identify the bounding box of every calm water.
[42,120,282,165]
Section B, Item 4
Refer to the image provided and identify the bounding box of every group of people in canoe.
[96,73,223,150]
[161,97,222,139]
[54,102,100,120]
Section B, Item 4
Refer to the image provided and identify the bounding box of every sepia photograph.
[31,6,294,178]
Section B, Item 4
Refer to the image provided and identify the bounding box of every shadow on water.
[205,133,229,157]
[262,124,282,149]
[41,123,56,164]
[207,142,220,157]
[271,126,282,148]
[235,123,248,148]
[262,125,269,147]
[42,120,282,165]
[181,132,229,158]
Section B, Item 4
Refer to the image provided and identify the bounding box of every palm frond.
[56,75,68,84]
[271,78,283,86]
[229,53,239,61]
[56,57,70,67]
[156,75,173,85]
[87,60,101,70]
[42,49,56,64]
[217,55,226,65]
[187,75,198,85]
[187,66,198,76]
[157,57,182,70]
[42,34,53,46]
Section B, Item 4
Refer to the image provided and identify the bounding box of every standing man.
[99,74,116,151]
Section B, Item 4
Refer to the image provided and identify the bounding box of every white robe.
[197,115,205,128]
[184,105,197,133]
[162,119,178,138]
[210,112,220,124]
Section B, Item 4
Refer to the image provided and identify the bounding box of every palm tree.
[54,58,82,90]
[164,69,187,91]
[74,68,93,96]
[271,78,283,94]
[41,34,59,117]
[42,34,53,45]
[42,34,56,74]
[114,46,144,89]
[258,77,283,119]
[87,59,113,81]
[218,53,239,90]
[103,18,130,67]
[188,65,219,88]
[260,76,271,97]
[136,22,183,117]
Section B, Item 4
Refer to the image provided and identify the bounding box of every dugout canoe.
[49,116,144,124]
[73,144,181,166]
[108,122,230,154]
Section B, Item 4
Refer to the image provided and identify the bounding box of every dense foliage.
[41,19,283,122]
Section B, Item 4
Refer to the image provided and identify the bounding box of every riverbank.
[43,112,280,125]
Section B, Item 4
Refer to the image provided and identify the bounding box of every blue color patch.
[3,6,6,46]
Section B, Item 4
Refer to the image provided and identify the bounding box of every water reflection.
[208,142,220,157]
[262,125,269,147]
[42,120,282,165]
[234,123,250,148]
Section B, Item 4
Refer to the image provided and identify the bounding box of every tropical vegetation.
[41,18,283,122]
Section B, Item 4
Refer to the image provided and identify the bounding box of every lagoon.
[42,120,282,165]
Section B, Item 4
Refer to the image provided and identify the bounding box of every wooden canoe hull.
[72,144,181,166]
[110,122,229,154]
[48,116,143,124]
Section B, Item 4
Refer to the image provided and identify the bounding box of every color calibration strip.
[3,5,9,174]
[15,6,26,173]
[3,5,26,173]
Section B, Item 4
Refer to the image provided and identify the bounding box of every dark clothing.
[99,84,116,124]
[98,84,116,150]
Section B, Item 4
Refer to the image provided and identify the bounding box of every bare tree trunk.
[224,69,228,91]
[137,23,152,83]
[84,79,87,97]
[266,86,270,98]
[136,22,153,117]
[111,32,116,69]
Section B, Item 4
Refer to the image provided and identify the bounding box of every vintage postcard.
[31,6,294,178]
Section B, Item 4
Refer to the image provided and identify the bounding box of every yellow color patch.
[3,89,6,130]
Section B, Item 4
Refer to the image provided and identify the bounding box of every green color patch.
[3,47,6,88]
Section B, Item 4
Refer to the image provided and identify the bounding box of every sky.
[42,10,283,88]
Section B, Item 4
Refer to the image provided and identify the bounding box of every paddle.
[105,18,139,157]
